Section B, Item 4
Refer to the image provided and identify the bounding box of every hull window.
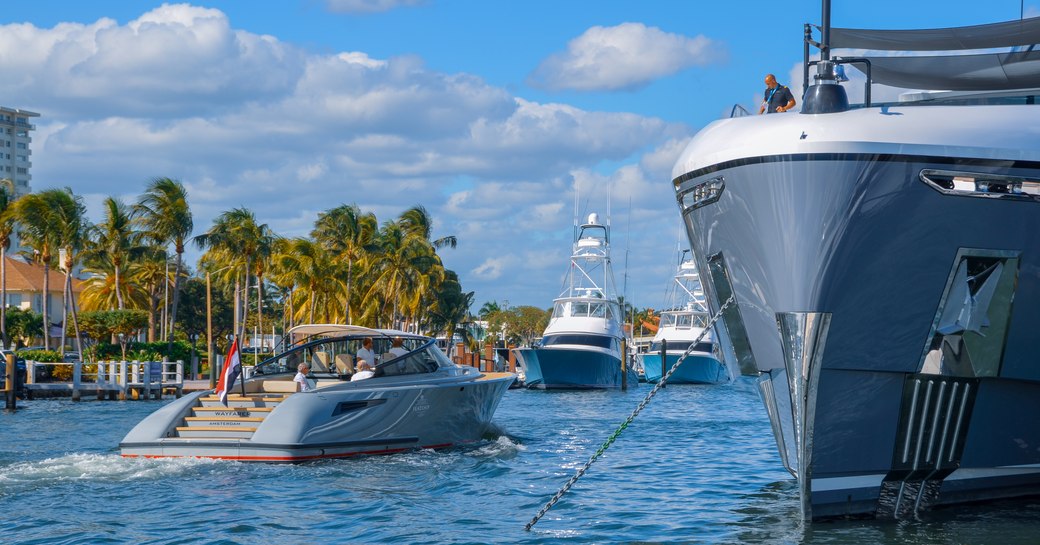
[920,169,1040,202]
[919,249,1020,378]
[677,176,725,213]
[541,334,616,350]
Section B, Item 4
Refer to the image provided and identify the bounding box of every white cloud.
[0,4,304,119]
[4,5,696,311]
[529,22,725,92]
[325,0,426,14]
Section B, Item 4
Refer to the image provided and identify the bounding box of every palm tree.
[365,221,442,328]
[312,204,377,324]
[50,188,90,355]
[135,177,192,348]
[195,207,276,341]
[399,205,457,249]
[83,197,144,310]
[271,238,339,326]
[0,181,16,348]
[11,189,65,350]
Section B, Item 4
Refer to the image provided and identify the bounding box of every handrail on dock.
[24,360,185,401]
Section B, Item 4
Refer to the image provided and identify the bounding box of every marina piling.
[5,352,16,410]
[621,339,628,391]
[661,339,667,388]
[72,361,82,401]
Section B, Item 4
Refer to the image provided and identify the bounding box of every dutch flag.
[214,339,242,406]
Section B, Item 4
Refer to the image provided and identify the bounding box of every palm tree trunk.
[167,252,183,352]
[233,277,241,342]
[42,261,50,350]
[60,269,70,352]
[70,281,83,358]
[1,247,7,349]
[257,274,263,350]
[114,259,124,310]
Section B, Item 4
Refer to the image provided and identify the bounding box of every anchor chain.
[524,295,736,531]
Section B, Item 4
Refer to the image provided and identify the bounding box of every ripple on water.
[2,384,1040,543]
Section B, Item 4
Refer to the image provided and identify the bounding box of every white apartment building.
[0,106,39,196]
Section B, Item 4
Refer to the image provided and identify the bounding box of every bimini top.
[287,324,426,340]
[824,17,1040,91]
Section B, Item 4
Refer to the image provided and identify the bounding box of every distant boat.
[515,213,637,389]
[639,255,727,385]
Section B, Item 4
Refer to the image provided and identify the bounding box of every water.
[2,379,1039,544]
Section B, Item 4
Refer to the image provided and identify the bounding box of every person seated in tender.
[294,363,314,392]
[351,359,375,381]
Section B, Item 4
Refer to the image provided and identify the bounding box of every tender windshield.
[253,335,428,376]
[373,341,447,378]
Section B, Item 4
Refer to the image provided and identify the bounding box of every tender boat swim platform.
[120,325,514,462]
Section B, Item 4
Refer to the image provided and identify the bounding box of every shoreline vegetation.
[0,178,664,366]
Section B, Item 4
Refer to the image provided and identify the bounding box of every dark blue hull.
[517,347,638,390]
[641,352,727,384]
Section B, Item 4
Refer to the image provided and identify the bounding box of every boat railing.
[729,104,751,118]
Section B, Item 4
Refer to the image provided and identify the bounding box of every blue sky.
[1,1,1036,312]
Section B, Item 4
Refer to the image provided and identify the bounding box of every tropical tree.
[50,188,90,355]
[195,207,276,341]
[0,181,16,348]
[12,189,66,350]
[135,177,192,348]
[312,204,377,323]
[426,270,473,356]
[270,238,340,326]
[399,205,457,250]
[365,221,442,328]
[83,197,145,310]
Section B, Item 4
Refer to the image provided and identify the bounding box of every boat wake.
[0,453,219,496]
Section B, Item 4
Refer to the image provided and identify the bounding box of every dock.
[21,360,190,401]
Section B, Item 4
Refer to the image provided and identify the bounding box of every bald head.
[764,74,778,89]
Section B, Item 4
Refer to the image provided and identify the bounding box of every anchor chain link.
[524,295,736,531]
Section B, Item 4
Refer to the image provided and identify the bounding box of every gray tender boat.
[120,325,514,462]
[673,10,1040,520]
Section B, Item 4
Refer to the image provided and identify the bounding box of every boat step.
[198,395,288,408]
[193,407,273,416]
[175,426,256,439]
[183,416,266,427]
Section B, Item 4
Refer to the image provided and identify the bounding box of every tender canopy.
[823,18,1040,91]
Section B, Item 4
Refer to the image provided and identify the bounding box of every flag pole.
[237,335,247,398]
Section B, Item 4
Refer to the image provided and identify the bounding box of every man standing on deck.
[759,74,797,114]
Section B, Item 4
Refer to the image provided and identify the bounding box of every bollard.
[5,352,16,410]
[143,361,151,400]
[175,360,184,398]
[508,345,516,373]
[119,361,128,401]
[72,361,82,402]
[661,339,667,389]
[26,360,34,385]
[485,344,494,372]
[621,338,628,391]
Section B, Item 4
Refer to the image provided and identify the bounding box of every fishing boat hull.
[515,347,637,390]
[674,105,1040,519]
[120,370,514,462]
[640,352,727,384]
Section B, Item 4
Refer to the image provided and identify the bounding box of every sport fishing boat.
[673,4,1040,520]
[120,325,515,461]
[514,213,637,389]
[639,254,727,385]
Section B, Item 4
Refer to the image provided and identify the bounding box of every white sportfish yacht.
[514,213,637,389]
[639,254,727,385]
